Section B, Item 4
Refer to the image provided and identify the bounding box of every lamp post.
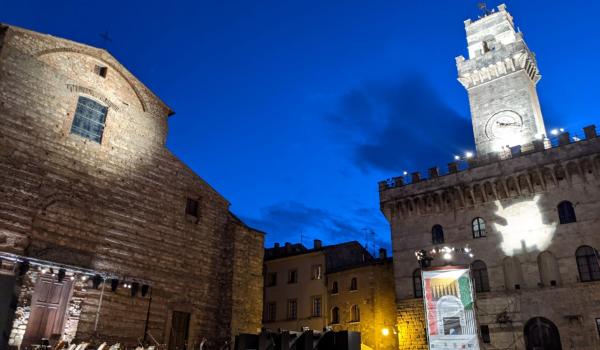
[415,245,474,268]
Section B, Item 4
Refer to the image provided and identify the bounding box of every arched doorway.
[524,317,562,350]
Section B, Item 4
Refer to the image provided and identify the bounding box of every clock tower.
[456,4,547,156]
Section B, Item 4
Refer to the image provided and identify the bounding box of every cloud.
[328,74,474,173]
[243,201,389,250]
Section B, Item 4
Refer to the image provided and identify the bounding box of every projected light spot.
[493,195,557,255]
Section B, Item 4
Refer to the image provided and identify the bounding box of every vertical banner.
[422,266,480,349]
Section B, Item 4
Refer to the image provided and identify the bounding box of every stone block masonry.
[0,23,263,348]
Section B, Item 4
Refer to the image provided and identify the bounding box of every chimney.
[558,132,571,146]
[532,139,545,151]
[313,239,322,249]
[448,162,459,173]
[411,172,421,183]
[428,167,439,178]
[274,242,280,248]
[392,176,404,187]
[284,242,291,253]
[584,125,597,139]
[379,248,387,260]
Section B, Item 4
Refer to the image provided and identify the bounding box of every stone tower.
[456,4,546,156]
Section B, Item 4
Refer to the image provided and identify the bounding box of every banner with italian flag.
[422,266,480,349]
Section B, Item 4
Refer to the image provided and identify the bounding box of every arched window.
[413,269,423,298]
[471,260,490,293]
[503,256,524,290]
[524,317,561,350]
[331,281,338,294]
[472,217,486,238]
[350,305,360,322]
[576,245,600,282]
[432,225,444,244]
[557,201,576,224]
[350,277,358,291]
[537,251,560,286]
[331,307,340,324]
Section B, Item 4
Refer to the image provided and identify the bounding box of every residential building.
[263,241,397,350]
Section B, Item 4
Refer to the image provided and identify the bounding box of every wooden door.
[22,276,73,347]
[524,317,562,350]
[168,311,190,350]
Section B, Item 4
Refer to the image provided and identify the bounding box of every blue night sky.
[3,1,599,252]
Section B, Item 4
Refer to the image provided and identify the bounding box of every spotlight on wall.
[131,282,140,297]
[111,278,119,292]
[18,260,30,276]
[92,274,103,289]
[141,284,150,297]
[58,268,66,282]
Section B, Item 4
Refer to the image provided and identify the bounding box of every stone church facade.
[379,5,600,350]
[0,24,263,349]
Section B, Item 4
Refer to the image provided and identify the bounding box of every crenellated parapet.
[379,125,600,221]
[456,39,540,89]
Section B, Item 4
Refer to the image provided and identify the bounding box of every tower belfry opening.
[456,3,546,156]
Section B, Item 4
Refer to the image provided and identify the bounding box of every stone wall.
[380,135,600,348]
[0,23,263,349]
[396,299,427,350]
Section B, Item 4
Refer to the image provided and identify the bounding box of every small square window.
[480,325,491,343]
[94,65,108,78]
[186,198,199,217]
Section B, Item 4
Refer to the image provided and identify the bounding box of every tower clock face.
[485,110,524,141]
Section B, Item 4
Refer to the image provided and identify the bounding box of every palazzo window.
[185,198,199,218]
[350,305,360,322]
[350,277,357,291]
[311,296,322,317]
[576,245,600,282]
[266,302,276,322]
[287,299,297,320]
[70,96,107,143]
[331,281,338,294]
[331,307,340,324]
[311,264,322,280]
[266,272,277,287]
[472,217,486,238]
[557,201,576,224]
[432,224,445,244]
[472,260,490,293]
[288,269,298,284]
